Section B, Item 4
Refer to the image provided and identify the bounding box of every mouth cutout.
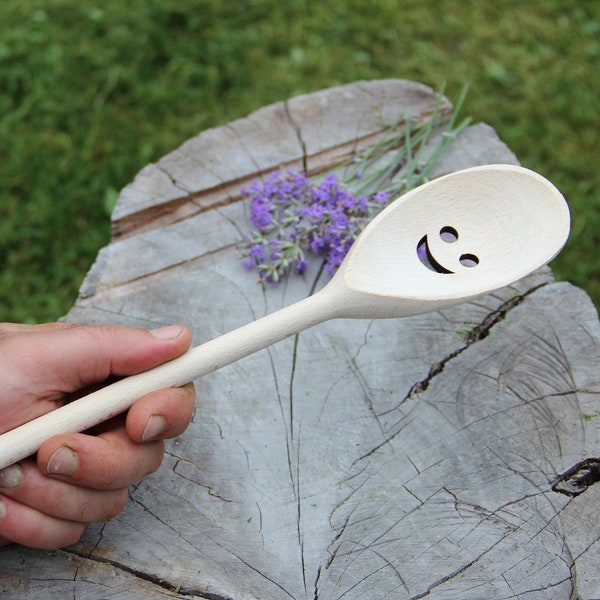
[417,228,480,274]
[417,235,454,274]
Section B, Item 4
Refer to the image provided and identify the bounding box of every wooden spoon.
[0,164,570,469]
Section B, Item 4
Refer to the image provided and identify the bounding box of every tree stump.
[1,79,599,599]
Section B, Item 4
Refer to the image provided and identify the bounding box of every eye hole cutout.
[440,226,458,243]
[460,253,480,268]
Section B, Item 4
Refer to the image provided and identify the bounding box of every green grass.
[1,0,599,322]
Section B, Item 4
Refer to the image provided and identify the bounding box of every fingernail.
[0,465,23,489]
[47,446,79,476]
[150,325,183,340]
[142,415,166,443]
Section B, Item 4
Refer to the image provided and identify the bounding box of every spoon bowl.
[0,164,570,469]
[333,163,570,318]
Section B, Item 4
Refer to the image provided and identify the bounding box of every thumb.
[0,322,193,396]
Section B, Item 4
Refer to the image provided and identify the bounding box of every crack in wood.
[112,171,260,241]
[154,163,193,195]
[290,331,308,596]
[112,90,449,242]
[552,457,600,496]
[284,99,308,174]
[63,547,232,599]
[349,284,549,471]
[407,528,516,599]
[407,283,547,397]
[173,460,236,503]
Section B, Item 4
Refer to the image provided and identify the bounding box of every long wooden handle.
[0,292,334,470]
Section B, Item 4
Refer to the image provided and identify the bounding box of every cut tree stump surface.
[2,80,599,599]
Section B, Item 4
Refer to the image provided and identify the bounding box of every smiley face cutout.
[417,225,480,274]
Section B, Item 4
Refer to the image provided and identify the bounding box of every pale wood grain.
[1,80,598,599]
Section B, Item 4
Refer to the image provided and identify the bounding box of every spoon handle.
[0,291,334,470]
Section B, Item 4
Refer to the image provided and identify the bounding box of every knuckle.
[105,489,129,520]
[60,523,87,549]
[101,453,127,488]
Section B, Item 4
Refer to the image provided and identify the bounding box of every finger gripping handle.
[0,293,331,470]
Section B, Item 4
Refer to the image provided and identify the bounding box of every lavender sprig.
[238,89,470,283]
[240,169,388,283]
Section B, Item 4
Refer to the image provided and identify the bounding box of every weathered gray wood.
[1,79,599,599]
[110,78,455,240]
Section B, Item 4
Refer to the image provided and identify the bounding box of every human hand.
[0,322,195,550]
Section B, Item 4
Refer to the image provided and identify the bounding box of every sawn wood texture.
[1,80,599,600]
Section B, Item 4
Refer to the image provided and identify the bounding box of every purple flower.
[310,235,327,255]
[269,238,284,261]
[295,258,308,274]
[250,198,273,229]
[373,190,390,204]
[250,243,266,262]
[238,167,391,283]
[304,202,326,221]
